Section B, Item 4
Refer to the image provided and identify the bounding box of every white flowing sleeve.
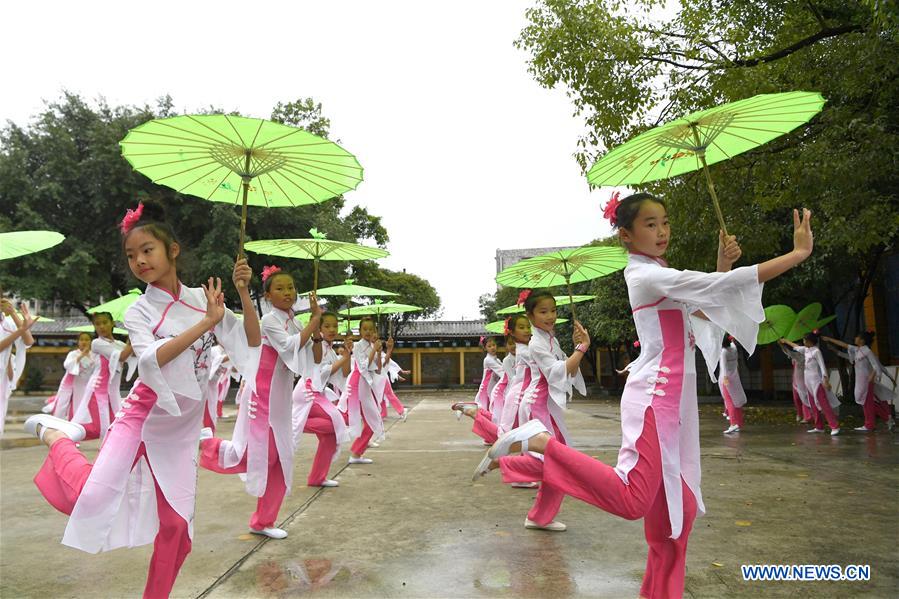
[63,350,81,376]
[634,264,764,355]
[486,355,504,378]
[91,338,125,380]
[123,305,187,417]
[861,347,884,379]
[690,317,725,382]
[214,309,260,395]
[386,358,402,382]
[354,342,376,383]
[261,314,304,375]
[812,349,828,381]
[531,339,585,408]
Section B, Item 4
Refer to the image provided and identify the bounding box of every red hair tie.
[119,202,144,235]
[633,340,640,348]
[261,265,282,282]
[478,335,486,346]
[603,192,621,226]
[517,289,532,307]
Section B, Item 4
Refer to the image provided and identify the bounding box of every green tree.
[0,93,433,317]
[517,0,898,337]
[351,263,441,336]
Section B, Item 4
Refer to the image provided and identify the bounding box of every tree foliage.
[0,93,428,316]
[518,0,898,337]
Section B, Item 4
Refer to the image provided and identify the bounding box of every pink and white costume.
[718,343,747,428]
[836,344,891,430]
[34,282,258,598]
[381,354,406,417]
[781,344,812,421]
[48,349,97,420]
[201,307,298,529]
[795,345,841,431]
[498,343,532,435]
[204,344,232,432]
[489,352,515,420]
[501,254,766,599]
[293,339,351,486]
[475,354,503,411]
[1,314,29,436]
[72,337,135,440]
[500,326,585,524]
[338,338,384,456]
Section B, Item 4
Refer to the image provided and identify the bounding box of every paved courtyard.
[1,391,897,598]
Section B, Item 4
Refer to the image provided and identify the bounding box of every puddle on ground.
[255,557,356,595]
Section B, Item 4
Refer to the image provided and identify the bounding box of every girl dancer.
[778,338,812,422]
[498,313,534,436]
[782,333,841,435]
[339,316,385,464]
[24,200,261,598]
[381,337,407,421]
[475,336,504,412]
[73,311,135,440]
[45,332,97,420]
[490,335,517,424]
[203,343,232,433]
[450,336,505,444]
[201,266,318,539]
[294,311,353,488]
[475,194,814,599]
[823,332,895,432]
[719,336,747,434]
[475,290,587,531]
[1,299,36,435]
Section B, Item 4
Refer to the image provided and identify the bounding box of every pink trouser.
[384,383,404,415]
[81,393,115,440]
[472,408,499,444]
[862,382,891,430]
[721,387,744,427]
[303,402,338,485]
[34,439,191,599]
[504,408,696,599]
[791,388,809,420]
[810,385,840,430]
[498,419,566,523]
[199,429,286,530]
[350,420,374,456]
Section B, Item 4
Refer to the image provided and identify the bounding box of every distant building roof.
[495,246,578,278]
[396,320,488,339]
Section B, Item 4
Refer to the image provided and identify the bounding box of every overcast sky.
[1,0,622,319]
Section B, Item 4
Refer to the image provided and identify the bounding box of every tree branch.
[729,24,864,67]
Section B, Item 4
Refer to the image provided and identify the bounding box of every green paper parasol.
[785,303,832,341]
[587,91,825,234]
[0,230,65,261]
[120,114,363,257]
[485,318,567,334]
[87,289,142,322]
[245,228,388,292]
[495,246,627,320]
[756,305,796,345]
[496,295,595,316]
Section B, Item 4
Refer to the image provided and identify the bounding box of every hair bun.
[137,198,167,224]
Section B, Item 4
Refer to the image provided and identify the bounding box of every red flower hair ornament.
[517,289,532,307]
[603,192,621,227]
[503,317,512,336]
[119,202,144,235]
[633,340,641,348]
[261,265,282,283]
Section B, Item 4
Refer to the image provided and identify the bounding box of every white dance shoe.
[401,409,408,423]
[853,426,873,432]
[488,419,549,461]
[348,456,373,464]
[806,428,825,433]
[24,414,85,443]
[525,518,566,532]
[368,441,380,448]
[250,527,288,539]
[318,479,339,487]
[450,402,478,421]
[723,425,741,434]
[511,482,539,489]
[830,428,840,436]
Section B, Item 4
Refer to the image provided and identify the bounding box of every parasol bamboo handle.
[236,156,252,288]
[566,277,577,323]
[689,124,729,237]
[313,257,319,294]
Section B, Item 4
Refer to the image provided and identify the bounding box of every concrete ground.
[1,391,897,599]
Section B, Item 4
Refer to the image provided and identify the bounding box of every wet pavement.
[1,391,897,598]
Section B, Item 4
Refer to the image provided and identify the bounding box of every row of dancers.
[449,192,817,599]
[8,200,409,599]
